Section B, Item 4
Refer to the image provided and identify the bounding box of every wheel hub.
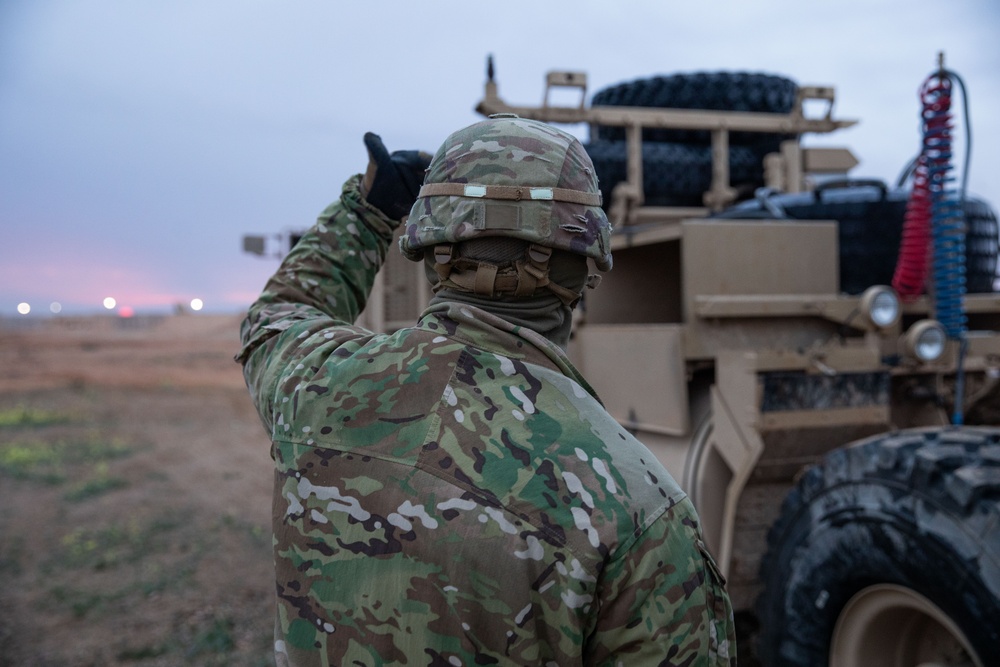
[830,584,980,667]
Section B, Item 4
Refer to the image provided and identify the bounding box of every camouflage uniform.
[239,129,735,666]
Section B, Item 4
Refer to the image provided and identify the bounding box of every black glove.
[361,132,431,221]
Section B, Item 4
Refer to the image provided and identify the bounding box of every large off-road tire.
[591,71,798,151]
[714,183,1000,294]
[757,427,1000,666]
[963,197,1000,292]
[584,140,765,208]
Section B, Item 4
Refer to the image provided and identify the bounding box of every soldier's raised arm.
[236,134,429,433]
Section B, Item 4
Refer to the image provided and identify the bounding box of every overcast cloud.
[2,0,998,315]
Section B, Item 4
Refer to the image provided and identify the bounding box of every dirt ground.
[0,313,276,666]
[0,312,771,667]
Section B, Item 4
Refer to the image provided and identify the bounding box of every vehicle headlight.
[903,319,948,362]
[860,286,901,329]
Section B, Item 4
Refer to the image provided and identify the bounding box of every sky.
[2,0,999,316]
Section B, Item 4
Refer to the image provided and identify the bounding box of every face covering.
[423,243,588,350]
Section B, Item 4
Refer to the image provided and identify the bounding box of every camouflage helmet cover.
[400,115,613,271]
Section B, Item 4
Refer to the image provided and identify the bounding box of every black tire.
[591,71,798,151]
[714,184,999,294]
[584,140,764,208]
[964,197,1000,292]
[757,427,1000,666]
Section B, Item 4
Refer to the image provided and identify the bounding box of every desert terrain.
[0,313,275,666]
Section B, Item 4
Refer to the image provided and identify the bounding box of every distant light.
[50,302,62,314]
[119,306,134,318]
[190,298,204,312]
[103,297,117,310]
[17,302,30,315]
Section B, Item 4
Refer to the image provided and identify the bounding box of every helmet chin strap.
[431,243,599,307]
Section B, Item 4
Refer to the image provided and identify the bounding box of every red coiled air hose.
[892,74,955,301]
[893,155,932,299]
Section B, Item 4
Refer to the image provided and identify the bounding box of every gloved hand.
[361,132,432,222]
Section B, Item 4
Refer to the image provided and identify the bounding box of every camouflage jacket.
[238,177,736,666]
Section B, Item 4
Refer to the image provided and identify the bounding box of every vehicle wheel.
[830,583,981,666]
[757,427,1000,666]
[591,71,798,150]
[584,140,764,208]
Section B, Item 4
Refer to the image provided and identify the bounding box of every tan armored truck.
[245,60,1000,665]
[360,63,1000,666]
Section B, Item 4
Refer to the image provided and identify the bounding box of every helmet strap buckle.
[433,244,456,283]
[473,263,499,296]
[431,241,587,307]
[512,243,550,296]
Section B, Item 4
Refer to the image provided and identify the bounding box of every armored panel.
[681,220,838,320]
[573,324,689,438]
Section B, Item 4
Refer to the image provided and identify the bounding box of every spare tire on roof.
[584,140,765,208]
[591,71,799,152]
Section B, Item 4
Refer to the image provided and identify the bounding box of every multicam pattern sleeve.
[587,504,735,665]
[237,175,396,434]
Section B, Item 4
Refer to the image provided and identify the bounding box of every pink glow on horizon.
[1,250,269,313]
[1,254,158,304]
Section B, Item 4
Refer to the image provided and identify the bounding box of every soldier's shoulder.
[534,365,682,488]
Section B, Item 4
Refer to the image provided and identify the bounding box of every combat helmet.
[400,114,612,305]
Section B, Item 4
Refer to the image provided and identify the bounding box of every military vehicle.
[372,58,1000,665]
[244,56,1000,665]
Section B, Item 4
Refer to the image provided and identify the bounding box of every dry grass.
[0,314,275,666]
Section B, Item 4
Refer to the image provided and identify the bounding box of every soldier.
[237,115,736,666]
